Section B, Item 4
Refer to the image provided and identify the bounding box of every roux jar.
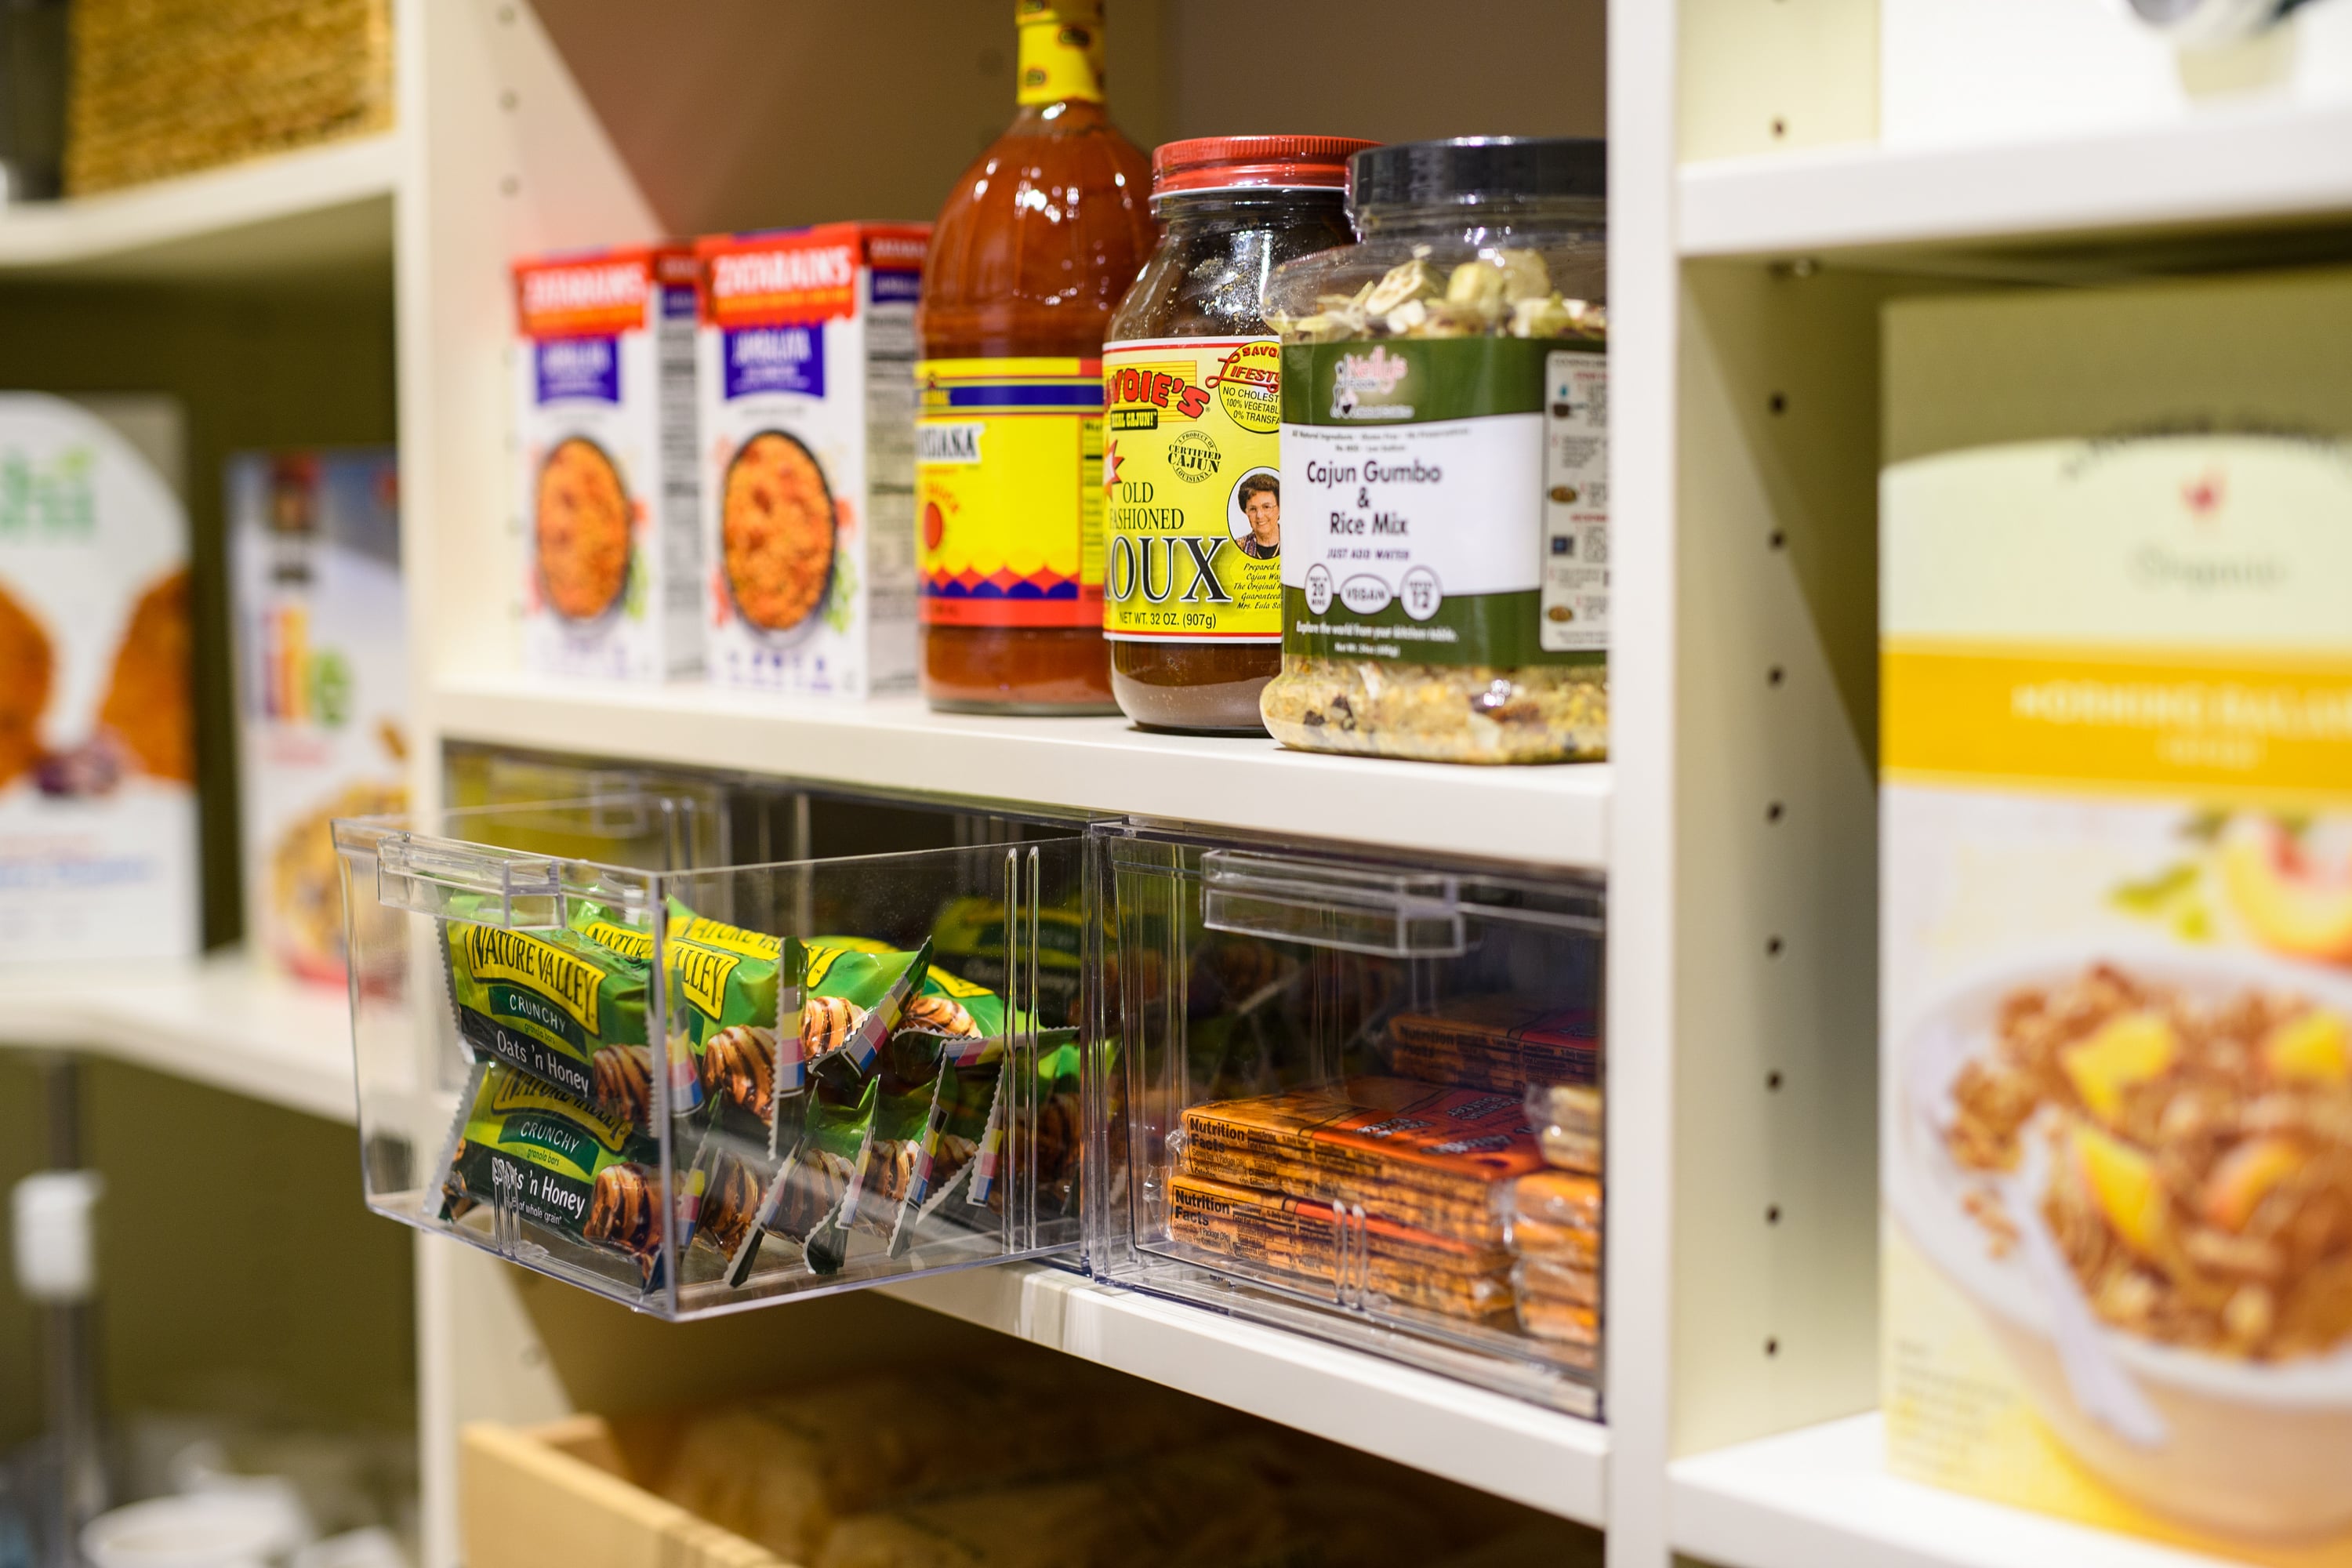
[1101,135,1372,733]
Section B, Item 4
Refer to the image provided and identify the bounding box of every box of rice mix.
[696,223,927,697]
[227,449,405,985]
[1881,270,2352,1559]
[1178,1076,1542,1247]
[514,245,702,681]
[0,394,197,964]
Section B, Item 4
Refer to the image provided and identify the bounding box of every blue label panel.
[536,337,620,405]
[871,268,922,306]
[724,325,825,399]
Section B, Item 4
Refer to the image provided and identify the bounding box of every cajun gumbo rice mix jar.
[1260,137,1608,764]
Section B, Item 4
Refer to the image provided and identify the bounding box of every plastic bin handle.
[374,832,572,930]
[1200,850,1465,958]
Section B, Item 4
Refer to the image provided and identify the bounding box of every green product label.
[1279,339,1606,669]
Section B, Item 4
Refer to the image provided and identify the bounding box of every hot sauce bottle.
[915,0,1156,713]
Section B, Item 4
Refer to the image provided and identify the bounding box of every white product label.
[1542,350,1608,652]
[1282,413,1545,606]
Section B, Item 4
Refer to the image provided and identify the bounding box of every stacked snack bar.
[1167,992,1609,1326]
[1392,994,1603,1366]
[1505,1084,1602,1367]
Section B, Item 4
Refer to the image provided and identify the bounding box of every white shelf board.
[1679,101,2352,260]
[433,672,1613,869]
[0,949,354,1122]
[884,1261,1608,1526]
[1671,1414,2245,1568]
[0,134,397,282]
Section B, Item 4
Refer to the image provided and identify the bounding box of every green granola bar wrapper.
[572,900,785,1123]
[431,1062,688,1288]
[724,1052,880,1284]
[444,912,654,1125]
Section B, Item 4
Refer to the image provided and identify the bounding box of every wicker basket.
[64,0,392,196]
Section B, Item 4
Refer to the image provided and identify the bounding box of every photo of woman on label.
[1231,469,1280,560]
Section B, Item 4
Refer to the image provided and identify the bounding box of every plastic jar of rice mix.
[1258,137,1608,764]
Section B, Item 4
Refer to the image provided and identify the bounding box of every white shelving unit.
[1679,100,2352,260]
[436,672,1613,868]
[0,133,397,281]
[22,4,2345,1567]
[0,953,354,1124]
[1671,1415,2241,1568]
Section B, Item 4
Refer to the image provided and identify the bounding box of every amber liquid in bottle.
[916,2,1154,713]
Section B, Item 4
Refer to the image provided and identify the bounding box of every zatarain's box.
[513,246,702,681]
[1882,270,2352,1560]
[695,223,928,697]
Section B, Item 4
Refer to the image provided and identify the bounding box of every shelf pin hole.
[1766,1204,1782,1225]
[1769,529,1786,550]
[1765,1337,1780,1357]
[1771,118,1788,139]
[1766,1070,1784,1091]
[1768,393,1787,416]
[1767,665,1785,688]
[1766,801,1784,823]
[1766,935,1784,957]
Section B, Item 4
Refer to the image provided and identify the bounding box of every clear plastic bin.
[1090,822,1606,1415]
[334,790,1087,1319]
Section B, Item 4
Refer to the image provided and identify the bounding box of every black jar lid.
[1348,136,1606,209]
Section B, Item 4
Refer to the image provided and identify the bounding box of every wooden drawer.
[460,1417,786,1568]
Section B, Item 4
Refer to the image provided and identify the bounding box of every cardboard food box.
[695,223,927,698]
[0,393,196,964]
[514,246,703,682]
[227,448,405,985]
[1881,270,2352,1558]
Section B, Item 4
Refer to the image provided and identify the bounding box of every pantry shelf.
[1669,1414,2246,1568]
[429,672,1614,869]
[0,132,397,282]
[882,1261,1609,1526]
[1678,100,2352,264]
[0,949,354,1122]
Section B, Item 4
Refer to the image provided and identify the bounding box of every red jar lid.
[1152,135,1379,195]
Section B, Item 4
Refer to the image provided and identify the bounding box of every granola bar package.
[1178,1076,1543,1246]
[1523,1082,1602,1174]
[592,906,785,1122]
[443,914,655,1125]
[722,1052,880,1283]
[1501,1169,1601,1269]
[1169,1173,1513,1322]
[431,1063,681,1287]
[1388,994,1599,1094]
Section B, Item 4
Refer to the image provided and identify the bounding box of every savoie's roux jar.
[1259,137,1608,764]
[1102,136,1372,734]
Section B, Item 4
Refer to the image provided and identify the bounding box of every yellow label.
[1885,642,2352,801]
[1102,337,1284,643]
[672,942,742,1020]
[674,913,782,960]
[1014,0,1104,106]
[463,926,602,1034]
[916,357,1104,630]
[486,1069,635,1153]
[581,920,653,963]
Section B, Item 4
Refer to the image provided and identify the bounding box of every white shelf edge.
[0,949,355,1122]
[1670,1414,2249,1568]
[431,672,1613,870]
[1679,101,2352,259]
[0,133,399,276]
[883,1261,1608,1526]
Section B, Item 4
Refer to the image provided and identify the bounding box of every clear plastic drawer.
[1090,823,1606,1416]
[334,791,1087,1319]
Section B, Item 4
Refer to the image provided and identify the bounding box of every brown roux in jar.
[1102,136,1367,734]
